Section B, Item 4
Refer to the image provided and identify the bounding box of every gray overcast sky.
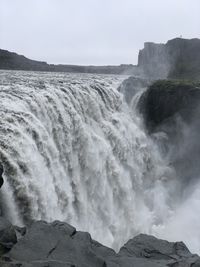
[0,0,200,65]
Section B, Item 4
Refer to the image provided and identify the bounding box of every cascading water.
[0,70,197,253]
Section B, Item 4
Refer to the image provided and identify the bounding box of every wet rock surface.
[0,163,4,188]
[138,80,200,132]
[0,217,199,267]
[118,76,151,104]
[0,217,17,256]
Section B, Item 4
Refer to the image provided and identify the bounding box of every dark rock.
[0,217,17,256]
[117,234,199,267]
[119,234,190,259]
[3,220,115,267]
[192,259,200,267]
[138,80,200,186]
[0,220,199,267]
[0,262,75,267]
[0,163,4,188]
[138,79,200,195]
[138,80,200,132]
[13,226,26,240]
[0,49,136,75]
[118,76,151,104]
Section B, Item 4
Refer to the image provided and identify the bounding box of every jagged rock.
[0,220,199,267]
[112,235,200,267]
[119,234,189,259]
[3,220,115,267]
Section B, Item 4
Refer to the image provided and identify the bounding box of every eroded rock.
[0,220,199,267]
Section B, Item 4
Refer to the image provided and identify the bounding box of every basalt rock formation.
[138,42,169,79]
[138,80,200,132]
[1,37,200,78]
[167,38,200,80]
[138,38,200,80]
[138,80,200,191]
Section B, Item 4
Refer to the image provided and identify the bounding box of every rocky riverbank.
[0,216,199,267]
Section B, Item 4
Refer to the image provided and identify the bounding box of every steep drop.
[0,71,180,251]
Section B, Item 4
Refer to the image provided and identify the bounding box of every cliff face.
[138,80,200,131]
[138,38,200,80]
[138,42,170,79]
[1,38,200,77]
[167,38,200,80]
[138,80,200,192]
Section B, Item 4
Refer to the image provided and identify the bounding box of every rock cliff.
[138,80,200,193]
[138,42,170,79]
[138,38,200,80]
[2,37,200,78]
[138,80,200,131]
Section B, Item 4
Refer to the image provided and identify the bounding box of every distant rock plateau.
[1,37,200,78]
[0,49,136,75]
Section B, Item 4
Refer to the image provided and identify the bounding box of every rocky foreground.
[0,217,199,267]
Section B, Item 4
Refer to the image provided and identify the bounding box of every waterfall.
[0,70,178,250]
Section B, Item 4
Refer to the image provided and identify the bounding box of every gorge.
[0,38,200,266]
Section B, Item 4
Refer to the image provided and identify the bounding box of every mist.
[148,101,200,253]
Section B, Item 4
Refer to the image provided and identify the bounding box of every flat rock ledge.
[0,217,199,267]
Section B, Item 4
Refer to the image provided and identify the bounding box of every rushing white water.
[0,70,198,253]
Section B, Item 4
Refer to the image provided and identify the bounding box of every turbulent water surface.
[0,70,199,253]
